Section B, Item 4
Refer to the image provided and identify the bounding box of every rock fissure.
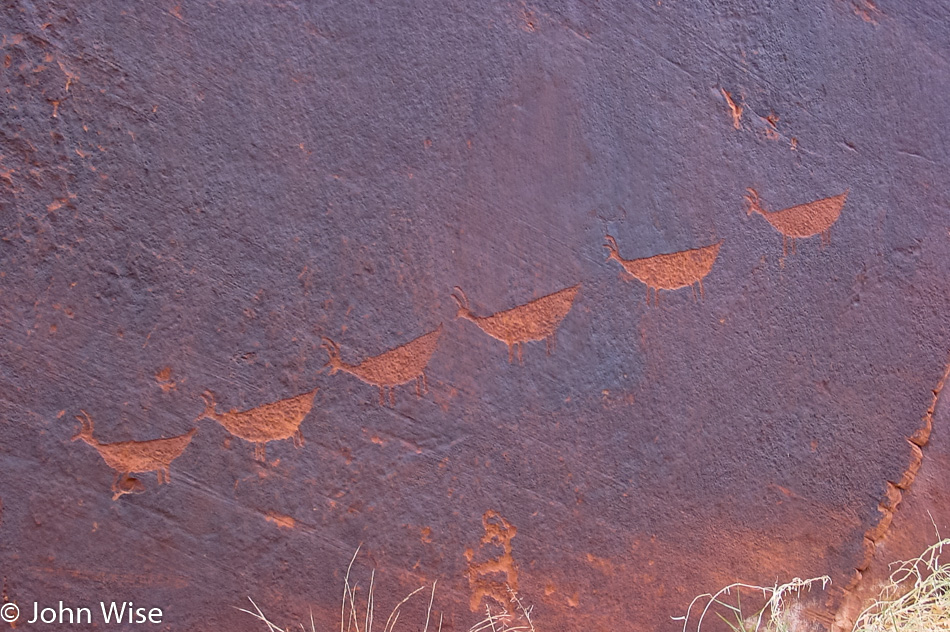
[835,357,950,619]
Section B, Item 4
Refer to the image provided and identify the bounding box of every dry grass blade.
[467,584,536,632]
[853,537,950,632]
[244,548,435,632]
[236,597,296,632]
[673,576,830,632]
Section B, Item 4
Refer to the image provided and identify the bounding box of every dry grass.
[242,538,950,632]
[673,576,830,632]
[470,586,536,632]
[241,547,535,632]
[853,537,950,632]
[239,547,437,632]
[675,536,950,632]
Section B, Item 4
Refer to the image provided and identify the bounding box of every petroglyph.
[322,324,443,405]
[465,510,520,611]
[72,411,196,500]
[197,389,317,461]
[745,188,848,254]
[604,235,721,305]
[452,285,580,363]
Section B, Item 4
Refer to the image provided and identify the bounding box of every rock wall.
[1,2,948,630]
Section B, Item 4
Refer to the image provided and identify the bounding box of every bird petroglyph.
[604,235,722,305]
[451,285,580,364]
[72,411,196,500]
[197,389,317,461]
[745,188,848,254]
[465,510,520,612]
[322,324,443,405]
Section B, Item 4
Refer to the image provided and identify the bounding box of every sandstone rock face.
[1,2,948,630]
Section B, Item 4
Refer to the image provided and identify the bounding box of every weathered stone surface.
[833,362,950,630]
[1,2,948,631]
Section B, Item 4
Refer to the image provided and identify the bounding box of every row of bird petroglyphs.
[72,390,320,499]
[73,389,319,499]
[319,283,584,406]
[603,189,848,303]
[71,286,583,498]
[70,189,848,499]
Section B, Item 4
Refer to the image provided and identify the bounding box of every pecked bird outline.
[72,410,196,500]
[451,284,580,364]
[604,234,722,305]
[322,324,443,406]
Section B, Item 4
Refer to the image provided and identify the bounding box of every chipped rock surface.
[0,2,949,630]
